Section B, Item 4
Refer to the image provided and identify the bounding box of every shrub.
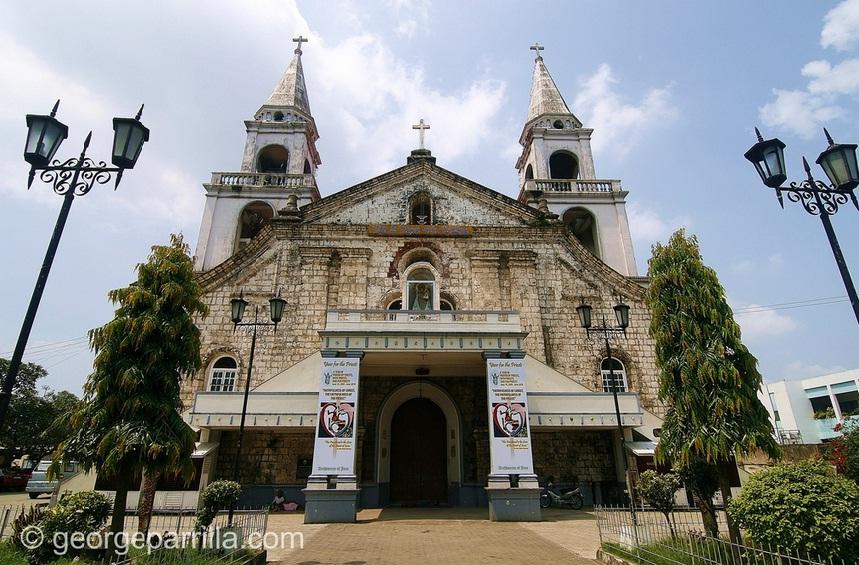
[638,470,682,535]
[195,480,242,530]
[11,506,46,552]
[729,460,859,561]
[20,490,112,563]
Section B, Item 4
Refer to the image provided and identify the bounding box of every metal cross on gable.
[293,35,308,54]
[530,42,544,60]
[412,118,430,150]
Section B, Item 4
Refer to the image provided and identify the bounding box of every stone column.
[469,251,502,310]
[338,249,372,309]
[507,252,546,362]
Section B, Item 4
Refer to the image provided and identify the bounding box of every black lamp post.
[745,127,859,326]
[577,298,637,517]
[227,290,286,526]
[0,101,149,428]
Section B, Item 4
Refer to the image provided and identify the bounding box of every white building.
[761,369,859,444]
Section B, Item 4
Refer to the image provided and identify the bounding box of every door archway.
[376,381,462,504]
[389,398,447,504]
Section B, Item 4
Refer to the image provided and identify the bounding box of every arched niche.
[402,261,441,311]
[408,191,433,225]
[562,206,600,257]
[257,144,289,173]
[235,201,274,251]
[376,381,462,486]
[549,150,579,179]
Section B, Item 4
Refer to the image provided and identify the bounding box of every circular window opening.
[553,120,564,129]
[273,111,285,122]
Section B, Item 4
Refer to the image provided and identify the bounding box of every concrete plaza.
[265,507,601,564]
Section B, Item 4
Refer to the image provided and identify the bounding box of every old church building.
[183,39,664,519]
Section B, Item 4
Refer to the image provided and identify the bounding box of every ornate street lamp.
[0,101,149,429]
[745,127,859,326]
[578,298,637,520]
[227,289,287,525]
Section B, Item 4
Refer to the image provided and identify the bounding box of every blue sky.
[1,0,858,394]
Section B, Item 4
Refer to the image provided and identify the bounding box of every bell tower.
[194,37,321,271]
[516,44,638,276]
[241,36,321,179]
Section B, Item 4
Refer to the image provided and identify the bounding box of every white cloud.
[759,0,859,137]
[573,64,676,157]
[734,305,798,338]
[821,0,859,51]
[759,89,844,138]
[307,34,508,177]
[782,360,847,380]
[731,253,783,274]
[803,58,859,95]
[626,202,691,248]
[386,0,430,38]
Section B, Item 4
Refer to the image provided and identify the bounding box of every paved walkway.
[265,507,600,564]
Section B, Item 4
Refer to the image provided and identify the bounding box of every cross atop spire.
[530,42,544,61]
[412,118,431,149]
[293,35,308,55]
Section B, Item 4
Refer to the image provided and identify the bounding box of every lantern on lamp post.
[744,127,859,326]
[0,101,150,430]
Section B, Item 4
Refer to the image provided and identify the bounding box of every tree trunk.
[693,491,718,538]
[137,469,161,534]
[108,479,129,562]
[718,466,742,545]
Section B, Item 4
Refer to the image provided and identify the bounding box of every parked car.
[25,460,79,499]
[0,468,32,491]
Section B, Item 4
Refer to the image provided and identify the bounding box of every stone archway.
[376,381,462,504]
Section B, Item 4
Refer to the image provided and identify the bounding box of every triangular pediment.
[300,160,541,227]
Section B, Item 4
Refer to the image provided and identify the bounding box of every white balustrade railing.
[327,309,519,326]
[211,171,314,188]
[532,179,620,193]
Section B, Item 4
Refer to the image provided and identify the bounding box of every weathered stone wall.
[215,430,314,485]
[532,430,617,483]
[184,170,663,417]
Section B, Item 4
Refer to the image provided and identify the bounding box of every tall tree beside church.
[51,234,207,548]
[645,230,779,542]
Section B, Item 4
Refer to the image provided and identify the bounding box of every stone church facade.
[183,41,664,513]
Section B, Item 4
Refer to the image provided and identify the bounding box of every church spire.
[526,43,573,124]
[261,36,312,118]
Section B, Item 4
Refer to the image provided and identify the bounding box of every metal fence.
[595,506,846,565]
[0,504,268,562]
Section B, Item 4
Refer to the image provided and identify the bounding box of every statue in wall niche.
[410,283,433,310]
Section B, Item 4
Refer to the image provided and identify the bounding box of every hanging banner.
[311,358,360,476]
[486,358,534,475]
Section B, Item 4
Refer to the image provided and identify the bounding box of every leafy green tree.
[638,470,683,536]
[645,230,780,542]
[730,460,859,561]
[51,234,207,553]
[0,359,78,466]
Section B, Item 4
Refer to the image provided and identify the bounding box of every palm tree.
[52,234,207,554]
[645,230,779,543]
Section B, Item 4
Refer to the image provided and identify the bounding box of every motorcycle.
[539,481,584,509]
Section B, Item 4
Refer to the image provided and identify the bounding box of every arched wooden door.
[389,397,448,505]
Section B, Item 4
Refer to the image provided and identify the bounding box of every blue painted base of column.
[486,488,542,522]
[302,488,360,524]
